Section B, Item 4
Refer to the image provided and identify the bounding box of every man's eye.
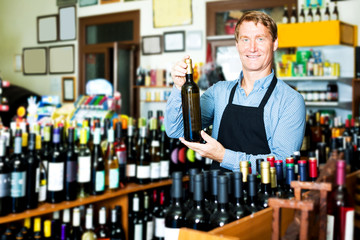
[257,38,264,41]
[242,38,249,42]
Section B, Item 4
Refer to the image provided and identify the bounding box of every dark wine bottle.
[245,174,261,214]
[149,119,160,182]
[10,129,27,213]
[308,157,318,182]
[274,160,286,198]
[285,164,295,199]
[181,58,202,142]
[185,173,211,231]
[70,208,82,240]
[184,168,199,210]
[61,208,71,240]
[91,127,105,195]
[35,134,47,205]
[224,172,234,204]
[209,169,220,213]
[298,160,308,182]
[269,167,277,196]
[164,172,186,240]
[153,189,166,240]
[136,127,151,184]
[125,120,136,183]
[25,133,39,209]
[65,127,78,201]
[0,136,11,216]
[95,207,110,240]
[110,206,125,240]
[143,192,154,240]
[32,217,42,239]
[44,220,52,240]
[232,172,250,219]
[52,211,62,240]
[128,193,144,240]
[239,161,249,202]
[47,128,65,204]
[202,170,210,209]
[114,121,127,188]
[159,124,170,180]
[257,161,271,209]
[209,175,236,229]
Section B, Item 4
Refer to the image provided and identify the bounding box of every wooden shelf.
[0,177,188,224]
[279,76,353,85]
[278,21,358,48]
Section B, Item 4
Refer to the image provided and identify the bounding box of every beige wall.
[0,0,359,99]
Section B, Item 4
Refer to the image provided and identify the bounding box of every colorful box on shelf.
[74,95,110,110]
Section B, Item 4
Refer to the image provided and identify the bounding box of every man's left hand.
[179,130,225,163]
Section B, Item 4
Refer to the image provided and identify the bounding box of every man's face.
[236,21,278,74]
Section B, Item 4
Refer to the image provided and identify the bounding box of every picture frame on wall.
[49,45,75,74]
[186,31,203,50]
[142,35,162,55]
[62,76,76,102]
[23,47,47,75]
[79,0,98,7]
[59,5,76,41]
[37,15,58,43]
[163,31,185,52]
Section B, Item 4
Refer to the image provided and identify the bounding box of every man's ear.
[273,38,279,51]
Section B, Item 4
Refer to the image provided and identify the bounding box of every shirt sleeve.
[220,92,306,173]
[164,86,184,138]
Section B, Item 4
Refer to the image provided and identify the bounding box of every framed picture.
[163,31,185,52]
[37,15,58,43]
[79,0,98,7]
[142,35,162,55]
[186,31,203,50]
[22,47,47,75]
[62,76,76,102]
[49,45,75,74]
[59,5,76,41]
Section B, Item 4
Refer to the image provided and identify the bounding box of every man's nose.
[249,40,257,52]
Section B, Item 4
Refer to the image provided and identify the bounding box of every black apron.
[211,75,277,172]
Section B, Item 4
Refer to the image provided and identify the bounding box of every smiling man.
[165,11,306,173]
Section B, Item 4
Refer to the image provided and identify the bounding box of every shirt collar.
[238,70,274,92]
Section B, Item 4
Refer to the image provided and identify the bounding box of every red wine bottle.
[0,136,10,216]
[91,126,105,195]
[25,133,40,209]
[110,206,126,240]
[153,189,166,240]
[128,193,144,240]
[95,207,110,239]
[232,172,250,219]
[114,121,127,188]
[65,127,78,201]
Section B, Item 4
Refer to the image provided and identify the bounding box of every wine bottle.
[314,4,321,21]
[128,193,144,240]
[232,172,249,219]
[52,211,62,239]
[282,5,289,23]
[77,128,92,198]
[257,161,271,209]
[44,220,52,240]
[91,127,105,196]
[269,167,277,196]
[61,208,71,240]
[327,160,354,240]
[114,121,127,188]
[299,4,305,23]
[224,172,234,205]
[101,119,111,155]
[240,161,249,202]
[164,172,186,240]
[202,170,210,208]
[105,128,119,191]
[21,132,28,159]
[149,119,161,182]
[42,125,52,172]
[33,217,42,239]
[181,58,202,142]
[10,128,27,213]
[136,127,150,184]
[95,207,110,240]
[306,7,313,22]
[159,124,170,180]
[185,173,211,231]
[125,120,136,183]
[209,175,236,229]
[20,217,31,239]
[110,206,125,240]
[0,136,11,216]
[290,4,297,23]
[209,169,220,213]
[143,192,154,240]
[285,164,295,199]
[81,208,97,240]
[70,208,83,240]
[245,174,261,214]
[25,133,39,209]
[184,168,199,210]
[65,127,78,201]
[324,3,331,21]
[47,128,65,204]
[331,1,339,20]
[274,160,286,198]
[36,134,47,204]
[153,189,166,240]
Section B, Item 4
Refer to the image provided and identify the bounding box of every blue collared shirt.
[165,70,306,173]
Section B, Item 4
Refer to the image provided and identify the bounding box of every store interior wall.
[0,0,359,100]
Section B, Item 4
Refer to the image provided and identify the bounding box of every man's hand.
[179,130,225,162]
[171,55,190,90]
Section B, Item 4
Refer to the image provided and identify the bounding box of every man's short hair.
[234,11,278,42]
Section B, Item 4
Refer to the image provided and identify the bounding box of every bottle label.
[109,168,119,189]
[306,16,313,22]
[299,16,305,23]
[35,167,40,193]
[326,214,334,240]
[95,170,105,192]
[38,184,46,202]
[48,162,64,191]
[10,171,26,197]
[0,173,10,197]
[164,227,180,240]
[146,221,154,240]
[323,15,329,21]
[126,163,136,177]
[155,218,165,237]
[150,162,160,179]
[290,16,296,23]
[78,156,91,183]
[344,208,354,240]
[117,150,127,165]
[314,15,320,21]
[66,160,77,183]
[160,160,170,178]
[178,147,186,164]
[134,223,143,240]
[136,165,150,179]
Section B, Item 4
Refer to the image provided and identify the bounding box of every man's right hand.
[171,55,190,90]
